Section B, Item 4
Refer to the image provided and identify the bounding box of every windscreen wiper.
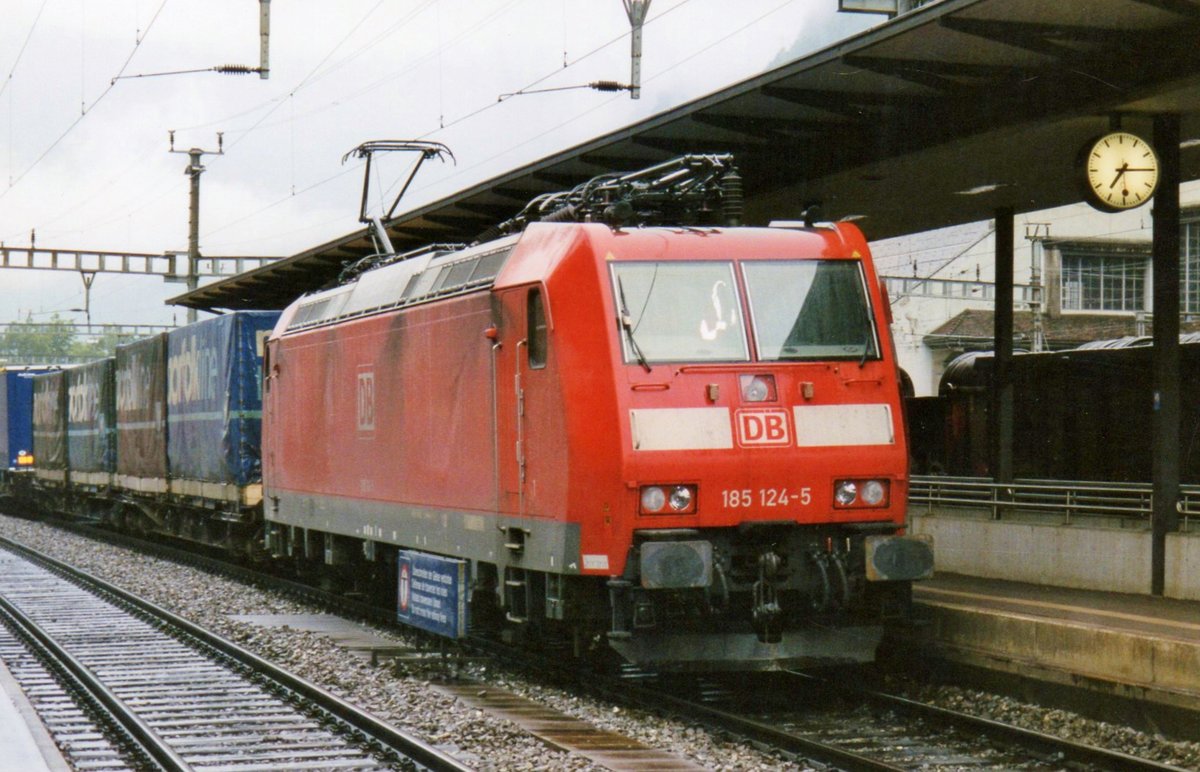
[617,276,652,373]
[859,311,874,368]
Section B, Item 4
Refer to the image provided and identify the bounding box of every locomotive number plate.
[722,487,812,509]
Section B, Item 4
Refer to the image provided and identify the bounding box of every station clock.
[1081,131,1159,212]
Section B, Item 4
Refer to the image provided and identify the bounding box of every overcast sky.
[0,0,879,327]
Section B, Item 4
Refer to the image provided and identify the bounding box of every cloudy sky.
[0,0,880,327]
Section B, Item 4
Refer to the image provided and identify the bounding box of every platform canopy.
[173,0,1200,312]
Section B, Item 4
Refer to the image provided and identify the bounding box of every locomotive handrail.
[910,475,1200,528]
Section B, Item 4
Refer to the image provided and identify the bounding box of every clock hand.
[1110,162,1129,189]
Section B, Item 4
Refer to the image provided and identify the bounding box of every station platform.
[910,573,1200,715]
[0,657,70,772]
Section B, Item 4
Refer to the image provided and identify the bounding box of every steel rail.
[0,535,474,772]
[28,516,1188,771]
[789,672,1190,772]
[608,675,905,772]
[42,520,904,771]
[0,591,192,771]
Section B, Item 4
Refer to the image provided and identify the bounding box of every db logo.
[736,409,792,447]
[356,368,375,434]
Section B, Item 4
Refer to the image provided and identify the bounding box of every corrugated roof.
[927,308,1200,349]
[172,0,1200,312]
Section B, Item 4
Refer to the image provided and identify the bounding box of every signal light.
[833,478,889,509]
[639,484,698,515]
[739,374,777,402]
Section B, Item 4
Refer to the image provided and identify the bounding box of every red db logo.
[736,409,791,447]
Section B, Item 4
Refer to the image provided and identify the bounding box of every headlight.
[639,484,697,514]
[641,486,666,513]
[833,479,889,508]
[668,485,693,511]
[834,480,857,506]
[861,480,886,506]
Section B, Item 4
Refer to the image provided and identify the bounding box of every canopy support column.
[1151,113,1181,597]
[991,207,1015,500]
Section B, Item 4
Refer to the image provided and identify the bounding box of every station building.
[878,190,1200,395]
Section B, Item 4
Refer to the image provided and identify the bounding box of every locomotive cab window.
[610,261,749,364]
[743,260,879,362]
[527,288,548,369]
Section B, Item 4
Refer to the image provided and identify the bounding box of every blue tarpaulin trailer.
[116,333,169,491]
[167,311,279,495]
[0,367,54,471]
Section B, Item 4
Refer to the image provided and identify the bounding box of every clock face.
[1084,131,1159,211]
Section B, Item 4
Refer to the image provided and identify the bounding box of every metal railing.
[909,475,1200,530]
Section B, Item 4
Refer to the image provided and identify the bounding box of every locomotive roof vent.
[287,238,518,333]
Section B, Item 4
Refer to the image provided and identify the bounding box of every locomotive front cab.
[599,224,933,670]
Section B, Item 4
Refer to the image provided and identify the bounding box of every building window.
[1182,216,1200,315]
[1060,251,1147,312]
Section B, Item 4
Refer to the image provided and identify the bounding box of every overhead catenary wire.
[178,0,443,134]
[111,64,265,83]
[202,0,699,244]
[226,0,692,145]
[0,0,49,102]
[0,0,171,201]
[3,0,50,187]
[223,0,390,152]
[211,0,525,143]
[6,0,403,244]
[203,0,797,250]
[412,0,798,190]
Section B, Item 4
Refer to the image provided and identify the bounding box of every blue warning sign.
[397,550,469,639]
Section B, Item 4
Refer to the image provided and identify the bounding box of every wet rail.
[15,515,1194,771]
[632,671,1191,772]
[0,536,472,772]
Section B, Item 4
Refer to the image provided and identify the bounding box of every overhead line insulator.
[214,64,259,75]
[590,80,631,92]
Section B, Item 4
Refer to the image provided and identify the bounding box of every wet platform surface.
[0,656,71,772]
[914,573,1200,711]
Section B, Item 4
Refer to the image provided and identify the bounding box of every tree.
[69,331,126,360]
[0,313,77,362]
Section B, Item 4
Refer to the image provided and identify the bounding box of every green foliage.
[0,313,77,362]
[69,331,124,361]
[0,314,124,364]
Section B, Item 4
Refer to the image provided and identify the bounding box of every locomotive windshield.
[743,260,878,361]
[612,261,750,363]
[611,259,877,364]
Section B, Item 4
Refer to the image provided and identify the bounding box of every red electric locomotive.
[262,155,932,671]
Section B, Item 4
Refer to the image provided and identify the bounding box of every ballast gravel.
[0,514,809,771]
[0,513,1197,770]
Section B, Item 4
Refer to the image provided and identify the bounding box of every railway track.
[0,536,471,772]
[613,671,1192,772]
[8,516,1195,771]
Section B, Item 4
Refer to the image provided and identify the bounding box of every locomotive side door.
[494,284,555,520]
